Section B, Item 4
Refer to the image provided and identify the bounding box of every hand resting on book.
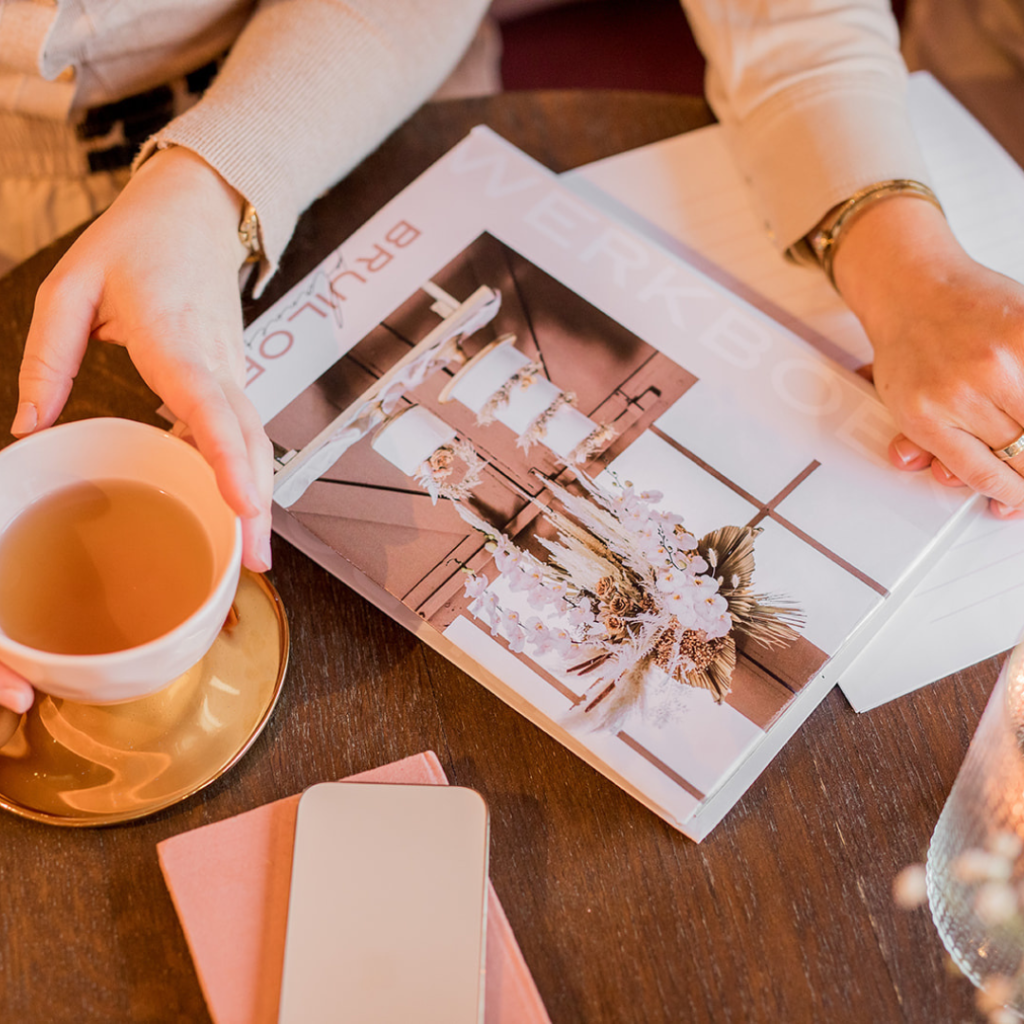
[832,194,1024,520]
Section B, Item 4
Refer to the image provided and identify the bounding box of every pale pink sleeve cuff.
[135,0,489,295]
[684,0,932,251]
[722,73,932,250]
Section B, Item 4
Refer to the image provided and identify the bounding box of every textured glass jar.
[927,642,1024,1000]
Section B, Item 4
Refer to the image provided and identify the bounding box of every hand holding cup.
[0,418,241,709]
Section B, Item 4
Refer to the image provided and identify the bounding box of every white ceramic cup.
[0,418,242,704]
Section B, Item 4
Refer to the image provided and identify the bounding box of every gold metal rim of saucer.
[0,569,289,828]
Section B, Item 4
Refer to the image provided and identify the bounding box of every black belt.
[75,59,220,174]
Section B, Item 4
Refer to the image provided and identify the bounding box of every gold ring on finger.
[991,430,1024,462]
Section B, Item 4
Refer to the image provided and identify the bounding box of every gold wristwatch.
[238,201,263,265]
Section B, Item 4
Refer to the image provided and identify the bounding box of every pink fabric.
[157,751,551,1024]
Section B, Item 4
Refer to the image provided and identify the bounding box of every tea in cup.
[0,418,242,703]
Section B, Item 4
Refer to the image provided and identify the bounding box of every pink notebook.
[157,751,551,1024]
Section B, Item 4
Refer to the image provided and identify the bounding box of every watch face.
[239,204,262,261]
[810,228,832,263]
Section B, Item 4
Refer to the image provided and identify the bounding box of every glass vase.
[927,641,1024,1003]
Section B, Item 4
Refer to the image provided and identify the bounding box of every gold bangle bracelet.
[787,180,944,290]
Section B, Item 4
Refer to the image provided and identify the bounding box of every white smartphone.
[277,782,490,1024]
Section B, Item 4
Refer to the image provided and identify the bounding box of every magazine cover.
[242,128,971,841]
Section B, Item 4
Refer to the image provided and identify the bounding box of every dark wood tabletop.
[0,92,998,1024]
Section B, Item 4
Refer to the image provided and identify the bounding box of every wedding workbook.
[243,128,972,841]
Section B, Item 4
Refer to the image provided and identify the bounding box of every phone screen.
[278,782,489,1024]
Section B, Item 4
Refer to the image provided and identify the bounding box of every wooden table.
[0,92,998,1024]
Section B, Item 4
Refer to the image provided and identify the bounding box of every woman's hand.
[833,196,1024,517]
[13,146,274,571]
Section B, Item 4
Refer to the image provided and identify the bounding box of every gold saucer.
[0,569,288,827]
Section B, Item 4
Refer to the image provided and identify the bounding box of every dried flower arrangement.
[567,423,618,466]
[459,471,802,731]
[516,392,577,452]
[477,361,543,425]
[414,438,485,503]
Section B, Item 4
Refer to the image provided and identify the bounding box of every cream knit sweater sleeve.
[682,0,932,252]
[142,0,490,289]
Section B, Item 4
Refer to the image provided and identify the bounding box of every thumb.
[0,662,34,716]
[14,273,98,436]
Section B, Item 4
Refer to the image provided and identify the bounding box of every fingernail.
[993,500,1020,518]
[258,534,272,572]
[934,462,953,481]
[11,401,36,437]
[892,437,918,465]
[0,686,32,715]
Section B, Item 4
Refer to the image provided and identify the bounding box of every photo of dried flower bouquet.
[458,470,803,732]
